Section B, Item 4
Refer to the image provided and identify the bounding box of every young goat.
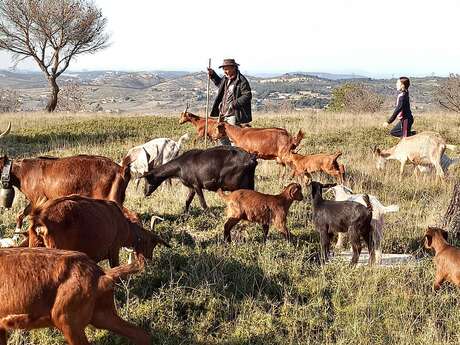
[143,146,257,212]
[310,181,374,265]
[179,107,218,144]
[424,226,460,291]
[0,248,150,345]
[327,184,399,264]
[28,195,170,267]
[283,151,345,183]
[217,183,303,242]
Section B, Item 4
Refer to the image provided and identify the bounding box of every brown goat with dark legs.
[0,248,151,345]
[28,195,169,267]
[0,155,132,233]
[282,151,345,184]
[217,183,303,242]
[211,122,304,164]
[424,226,460,291]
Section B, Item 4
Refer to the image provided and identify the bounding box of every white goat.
[123,133,189,186]
[372,131,457,181]
[328,184,399,264]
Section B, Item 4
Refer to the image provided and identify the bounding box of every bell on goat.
[0,187,15,208]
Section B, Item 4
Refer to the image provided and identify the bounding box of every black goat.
[143,146,257,211]
[310,181,374,265]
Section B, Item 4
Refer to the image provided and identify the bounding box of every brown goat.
[179,110,219,144]
[0,154,132,233]
[217,183,303,242]
[211,122,304,164]
[0,248,151,345]
[424,226,460,291]
[283,151,345,183]
[28,195,169,267]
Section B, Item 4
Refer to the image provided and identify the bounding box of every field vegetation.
[0,110,459,345]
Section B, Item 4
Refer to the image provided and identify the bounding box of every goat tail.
[446,144,458,152]
[382,204,399,213]
[332,151,342,161]
[362,194,373,212]
[29,197,49,224]
[104,255,145,283]
[291,129,305,149]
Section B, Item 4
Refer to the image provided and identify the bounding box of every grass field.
[0,110,459,345]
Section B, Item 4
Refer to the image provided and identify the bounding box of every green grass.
[0,110,459,345]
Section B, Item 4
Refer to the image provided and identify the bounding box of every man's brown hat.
[219,58,240,68]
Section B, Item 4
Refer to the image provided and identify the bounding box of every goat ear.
[343,185,353,193]
[425,234,433,248]
[441,229,449,242]
[139,148,150,174]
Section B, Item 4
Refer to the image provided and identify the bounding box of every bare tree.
[436,74,460,113]
[442,181,460,237]
[0,0,109,112]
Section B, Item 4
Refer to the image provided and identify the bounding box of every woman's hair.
[399,76,410,90]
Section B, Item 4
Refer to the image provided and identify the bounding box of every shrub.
[328,82,384,113]
[0,88,20,112]
[435,73,460,113]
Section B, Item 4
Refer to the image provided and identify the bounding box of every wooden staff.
[204,58,211,147]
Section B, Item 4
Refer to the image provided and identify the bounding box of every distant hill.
[0,69,443,113]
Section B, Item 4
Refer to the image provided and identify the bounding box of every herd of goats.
[0,108,459,345]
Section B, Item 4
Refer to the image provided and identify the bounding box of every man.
[208,58,252,145]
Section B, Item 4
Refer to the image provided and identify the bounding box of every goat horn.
[0,122,11,139]
[150,215,164,230]
[184,103,189,113]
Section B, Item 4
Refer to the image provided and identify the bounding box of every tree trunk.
[442,181,460,237]
[46,77,59,112]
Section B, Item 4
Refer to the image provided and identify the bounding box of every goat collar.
[1,158,13,189]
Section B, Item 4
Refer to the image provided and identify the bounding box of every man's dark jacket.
[209,70,252,123]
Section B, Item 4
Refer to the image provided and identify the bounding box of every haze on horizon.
[0,0,458,78]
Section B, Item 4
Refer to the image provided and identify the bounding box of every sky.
[0,0,459,78]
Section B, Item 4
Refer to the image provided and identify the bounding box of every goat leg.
[224,218,240,243]
[195,188,208,210]
[108,249,120,268]
[184,188,196,212]
[60,325,90,345]
[433,272,445,291]
[349,230,362,266]
[262,224,269,243]
[279,223,291,242]
[335,232,347,251]
[319,230,330,264]
[91,311,151,345]
[0,329,6,345]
